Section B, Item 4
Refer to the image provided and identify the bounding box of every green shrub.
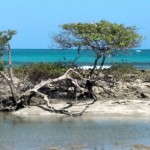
[110,63,137,73]
[14,62,69,83]
[103,63,150,82]
[0,61,4,71]
[106,63,140,81]
[141,70,150,82]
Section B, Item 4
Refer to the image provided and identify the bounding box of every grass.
[0,61,5,71]
[103,63,149,82]
[11,62,150,83]
[14,62,69,83]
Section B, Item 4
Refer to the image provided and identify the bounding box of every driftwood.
[0,68,96,116]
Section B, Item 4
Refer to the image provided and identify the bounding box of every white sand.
[12,99,150,116]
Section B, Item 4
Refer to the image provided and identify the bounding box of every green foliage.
[0,30,16,70]
[110,63,137,73]
[0,30,16,45]
[0,61,6,71]
[101,63,150,82]
[0,30,16,49]
[14,63,69,83]
[106,63,139,81]
[0,47,5,57]
[55,20,142,51]
[143,71,150,82]
[54,20,143,75]
[0,62,4,71]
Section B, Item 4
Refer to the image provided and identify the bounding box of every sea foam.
[79,65,111,70]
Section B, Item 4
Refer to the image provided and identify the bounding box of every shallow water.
[0,113,150,150]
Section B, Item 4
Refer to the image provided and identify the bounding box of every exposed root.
[0,69,96,116]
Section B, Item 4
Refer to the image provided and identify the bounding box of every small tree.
[0,45,5,71]
[0,30,16,78]
[54,20,142,77]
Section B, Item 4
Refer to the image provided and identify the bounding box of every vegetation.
[0,62,4,71]
[106,63,138,81]
[54,20,142,77]
[0,24,149,116]
[0,29,92,116]
[102,63,150,82]
[0,30,16,78]
[14,63,69,83]
[0,46,5,58]
[144,71,150,82]
[109,63,137,74]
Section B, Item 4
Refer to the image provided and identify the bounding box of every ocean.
[3,49,150,69]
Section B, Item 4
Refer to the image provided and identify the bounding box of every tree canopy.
[54,20,143,76]
[0,30,16,78]
[0,30,16,58]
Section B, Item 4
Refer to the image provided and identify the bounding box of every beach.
[12,99,150,116]
[1,0,150,149]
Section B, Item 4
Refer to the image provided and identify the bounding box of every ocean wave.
[79,65,111,70]
[135,49,142,52]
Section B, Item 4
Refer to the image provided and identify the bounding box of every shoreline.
[11,99,150,116]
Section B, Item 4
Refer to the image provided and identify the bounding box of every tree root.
[0,68,96,116]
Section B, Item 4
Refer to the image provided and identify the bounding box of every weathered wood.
[0,68,95,116]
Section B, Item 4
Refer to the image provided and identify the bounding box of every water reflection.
[1,113,150,150]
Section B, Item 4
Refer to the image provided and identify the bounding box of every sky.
[0,0,150,49]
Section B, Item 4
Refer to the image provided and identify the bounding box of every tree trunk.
[97,55,106,75]
[7,43,13,79]
[0,68,98,116]
[0,71,19,105]
[89,56,100,77]
[1,44,19,105]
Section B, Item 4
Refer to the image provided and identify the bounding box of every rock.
[138,88,150,98]
[113,100,129,104]
[135,79,143,84]
[110,89,116,93]
[142,82,150,88]
[13,77,20,85]
[116,81,125,89]
[125,93,138,99]
[123,74,137,78]
[141,92,150,98]
[114,92,126,99]
[92,86,104,94]
[19,81,34,92]
[126,85,139,91]
[132,144,150,150]
[90,74,97,79]
[104,74,114,79]
[103,87,111,93]
[0,85,11,96]
[97,73,104,78]
[92,86,106,99]
[95,80,107,87]
[30,97,46,105]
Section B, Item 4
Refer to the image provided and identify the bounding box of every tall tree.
[54,20,142,77]
[0,30,16,78]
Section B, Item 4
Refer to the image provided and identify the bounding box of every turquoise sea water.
[4,49,150,69]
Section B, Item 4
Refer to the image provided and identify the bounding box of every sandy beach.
[12,99,150,116]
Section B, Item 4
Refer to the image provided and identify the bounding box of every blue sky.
[0,0,150,49]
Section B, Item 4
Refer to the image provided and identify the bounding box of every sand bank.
[12,99,150,116]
